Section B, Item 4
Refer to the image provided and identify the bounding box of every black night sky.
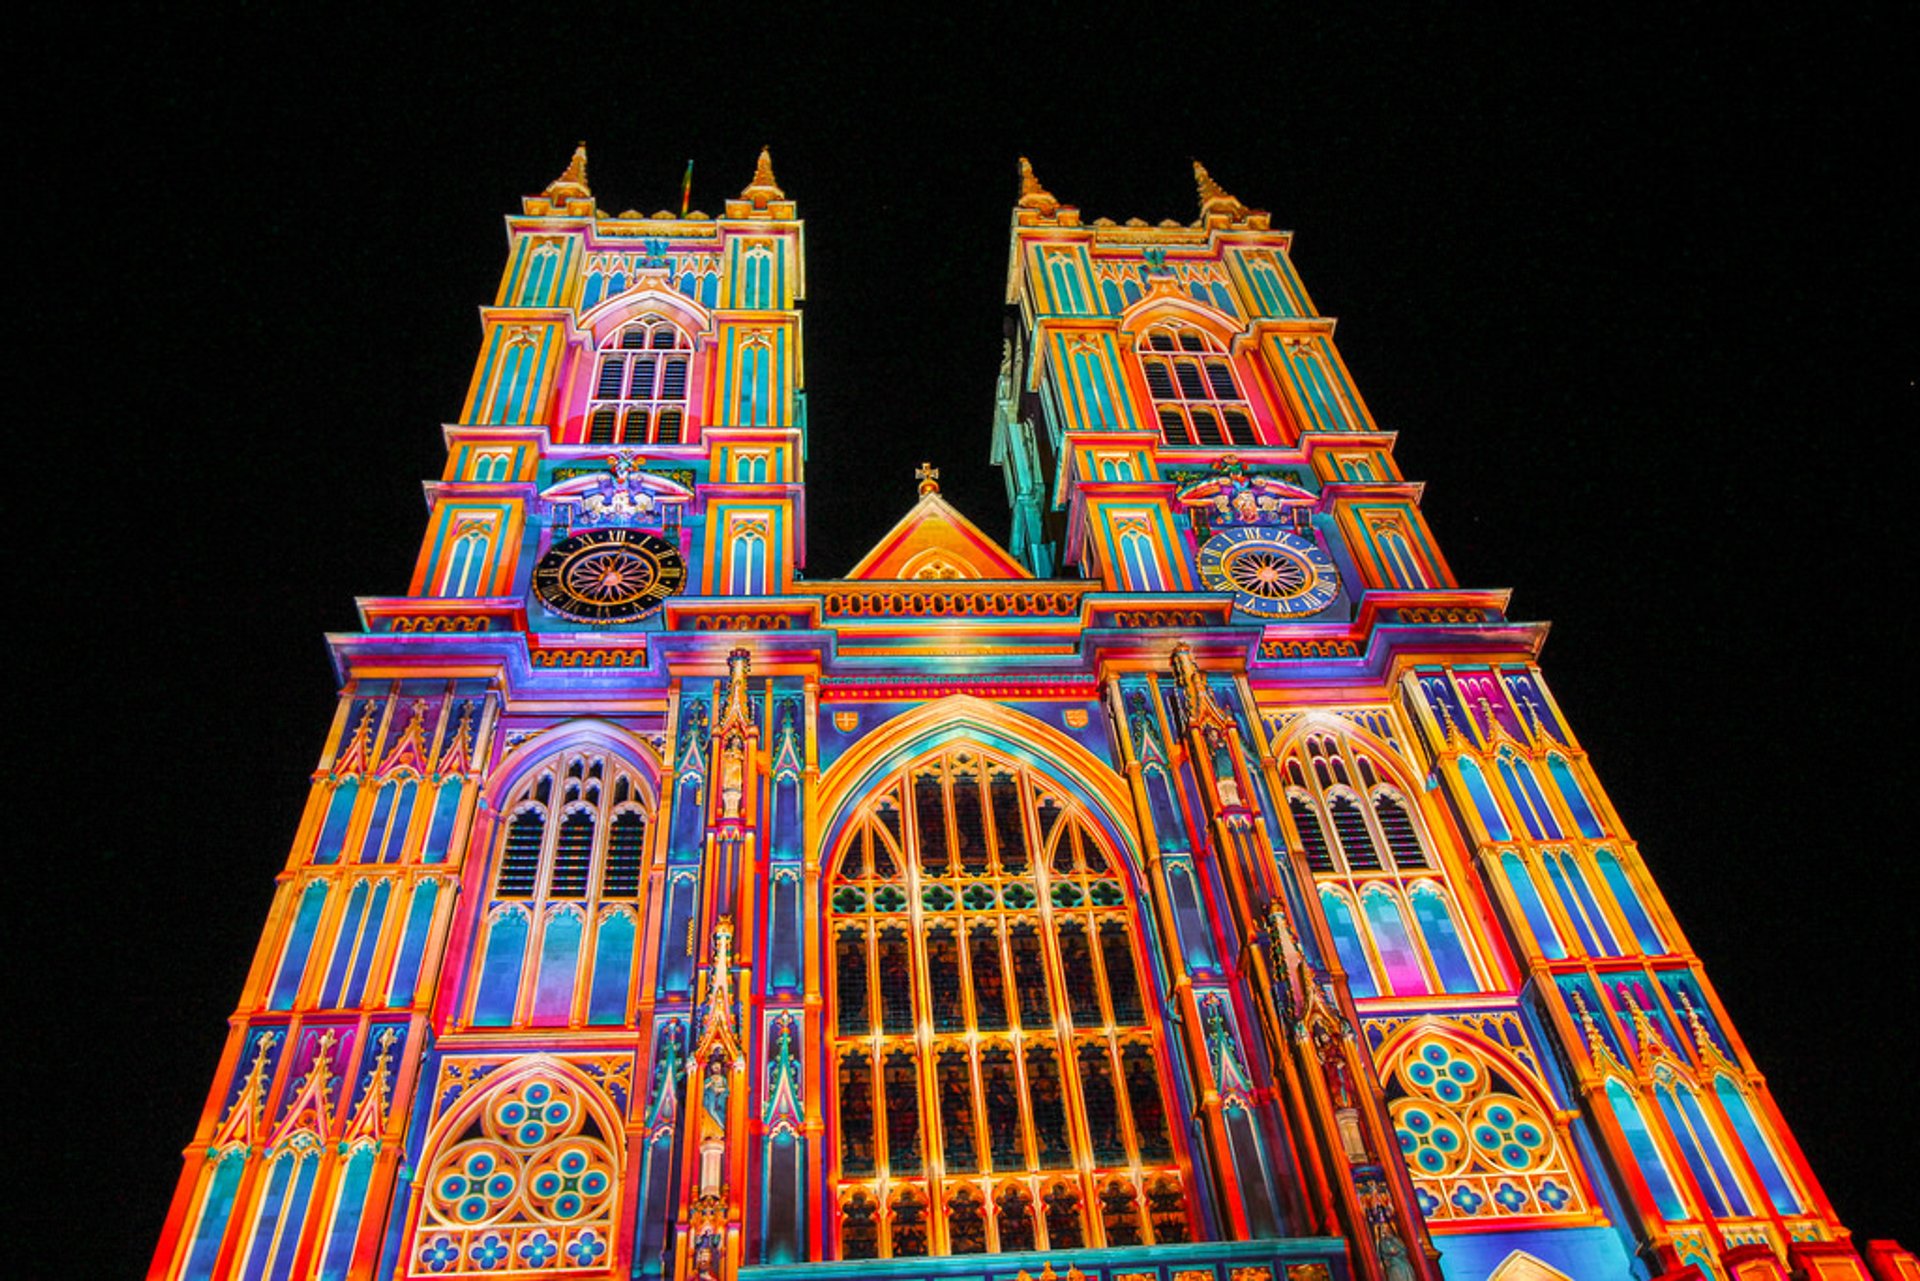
[18,9,1912,1274]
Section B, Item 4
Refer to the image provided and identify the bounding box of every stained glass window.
[586,317,692,445]
[407,1071,621,1276]
[1384,1032,1589,1224]
[828,747,1188,1256]
[468,746,654,1028]
[1134,324,1257,448]
[1283,727,1482,994]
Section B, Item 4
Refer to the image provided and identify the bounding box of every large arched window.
[470,747,653,1028]
[1281,729,1482,995]
[827,746,1189,1259]
[1133,323,1256,448]
[586,317,691,445]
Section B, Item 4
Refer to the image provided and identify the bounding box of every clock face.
[1197,526,1340,618]
[532,528,686,624]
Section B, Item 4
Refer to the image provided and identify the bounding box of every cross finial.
[915,462,940,495]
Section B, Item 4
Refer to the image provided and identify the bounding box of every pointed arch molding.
[1118,291,1242,347]
[815,696,1139,878]
[421,1051,626,1153]
[577,283,714,347]
[406,1053,629,1274]
[481,719,665,813]
[1372,1017,1562,1121]
[1265,710,1417,791]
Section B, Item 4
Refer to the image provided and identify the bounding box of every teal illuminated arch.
[1267,711,1468,878]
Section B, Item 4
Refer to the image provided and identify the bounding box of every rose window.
[413,1074,619,1276]
[1384,1034,1583,1222]
[562,548,658,607]
[1222,545,1311,599]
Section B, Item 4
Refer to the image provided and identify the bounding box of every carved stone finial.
[545,142,591,200]
[726,147,794,219]
[311,1027,338,1076]
[740,146,785,204]
[1193,159,1249,222]
[1569,986,1626,1074]
[915,461,941,496]
[1675,988,1735,1072]
[1017,156,1060,215]
[725,648,753,713]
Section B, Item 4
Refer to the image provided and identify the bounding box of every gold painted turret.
[726,146,795,219]
[1013,155,1079,227]
[1193,160,1270,230]
[1017,156,1059,216]
[523,142,596,216]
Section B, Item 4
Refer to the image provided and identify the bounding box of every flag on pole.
[680,160,694,216]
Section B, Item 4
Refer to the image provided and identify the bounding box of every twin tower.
[151,147,1907,1281]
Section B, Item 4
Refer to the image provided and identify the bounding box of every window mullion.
[1361,788,1398,874]
[571,786,612,1027]
[512,801,563,1023]
[1314,788,1349,874]
[1037,817,1102,1244]
[905,772,943,1254]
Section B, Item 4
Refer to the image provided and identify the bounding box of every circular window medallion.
[1197,526,1339,618]
[532,528,685,624]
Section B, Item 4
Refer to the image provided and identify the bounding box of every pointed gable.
[844,492,1033,581]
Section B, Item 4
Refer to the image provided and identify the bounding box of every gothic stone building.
[149,148,1915,1281]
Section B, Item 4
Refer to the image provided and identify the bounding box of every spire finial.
[1017,156,1060,215]
[1193,159,1249,222]
[915,462,941,496]
[545,142,591,200]
[740,146,785,204]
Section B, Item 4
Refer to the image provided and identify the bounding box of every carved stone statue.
[1377,1227,1417,1281]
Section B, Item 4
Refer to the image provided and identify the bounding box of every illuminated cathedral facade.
[151,149,1916,1281]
